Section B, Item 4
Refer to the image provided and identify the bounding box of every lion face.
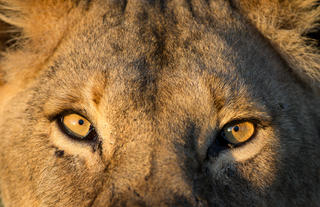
[0,0,319,206]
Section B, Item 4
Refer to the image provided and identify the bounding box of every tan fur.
[0,0,319,206]
[0,0,86,88]
[234,0,320,91]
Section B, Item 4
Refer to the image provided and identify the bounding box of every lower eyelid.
[56,119,99,145]
[208,129,270,176]
[50,122,104,163]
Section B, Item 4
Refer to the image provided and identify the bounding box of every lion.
[0,0,319,206]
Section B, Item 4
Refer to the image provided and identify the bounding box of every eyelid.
[48,109,91,123]
[220,117,270,130]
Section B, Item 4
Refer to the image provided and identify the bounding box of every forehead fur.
[0,0,319,91]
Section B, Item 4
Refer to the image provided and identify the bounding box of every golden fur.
[0,0,319,90]
[0,0,319,206]
[235,0,320,91]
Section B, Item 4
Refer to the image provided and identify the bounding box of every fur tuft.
[0,0,76,45]
[0,0,86,86]
[234,0,320,92]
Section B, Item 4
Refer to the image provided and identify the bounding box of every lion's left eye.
[208,120,256,157]
[221,121,255,145]
[58,113,97,141]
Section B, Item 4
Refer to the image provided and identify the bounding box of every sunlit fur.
[0,0,319,206]
[235,0,320,92]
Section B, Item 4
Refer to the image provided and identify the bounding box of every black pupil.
[233,125,239,132]
[78,119,84,125]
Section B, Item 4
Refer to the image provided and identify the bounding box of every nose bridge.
[147,135,192,189]
[96,38,206,204]
[116,118,193,184]
[100,108,200,205]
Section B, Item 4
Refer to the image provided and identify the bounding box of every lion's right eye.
[57,113,97,141]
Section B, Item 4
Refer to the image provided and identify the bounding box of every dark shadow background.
[307,1,320,48]
[307,28,320,48]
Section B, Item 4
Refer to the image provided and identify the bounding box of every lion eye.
[222,121,255,145]
[58,113,97,141]
[208,121,256,157]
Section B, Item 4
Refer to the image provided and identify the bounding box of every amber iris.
[222,121,255,145]
[62,113,91,138]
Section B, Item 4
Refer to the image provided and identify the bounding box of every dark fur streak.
[92,86,103,106]
[87,192,99,207]
[73,0,92,10]
[98,140,103,156]
[159,0,167,13]
[55,149,64,157]
[84,0,93,10]
[144,150,156,181]
[102,13,107,24]
[138,10,149,22]
[204,0,210,6]
[90,136,101,153]
[228,0,238,10]
[121,0,128,13]
[152,28,167,67]
[186,0,196,18]
[133,190,141,198]
[73,0,81,6]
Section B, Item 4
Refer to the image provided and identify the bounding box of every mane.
[0,0,79,47]
[0,0,85,86]
[0,0,319,91]
[234,0,320,92]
